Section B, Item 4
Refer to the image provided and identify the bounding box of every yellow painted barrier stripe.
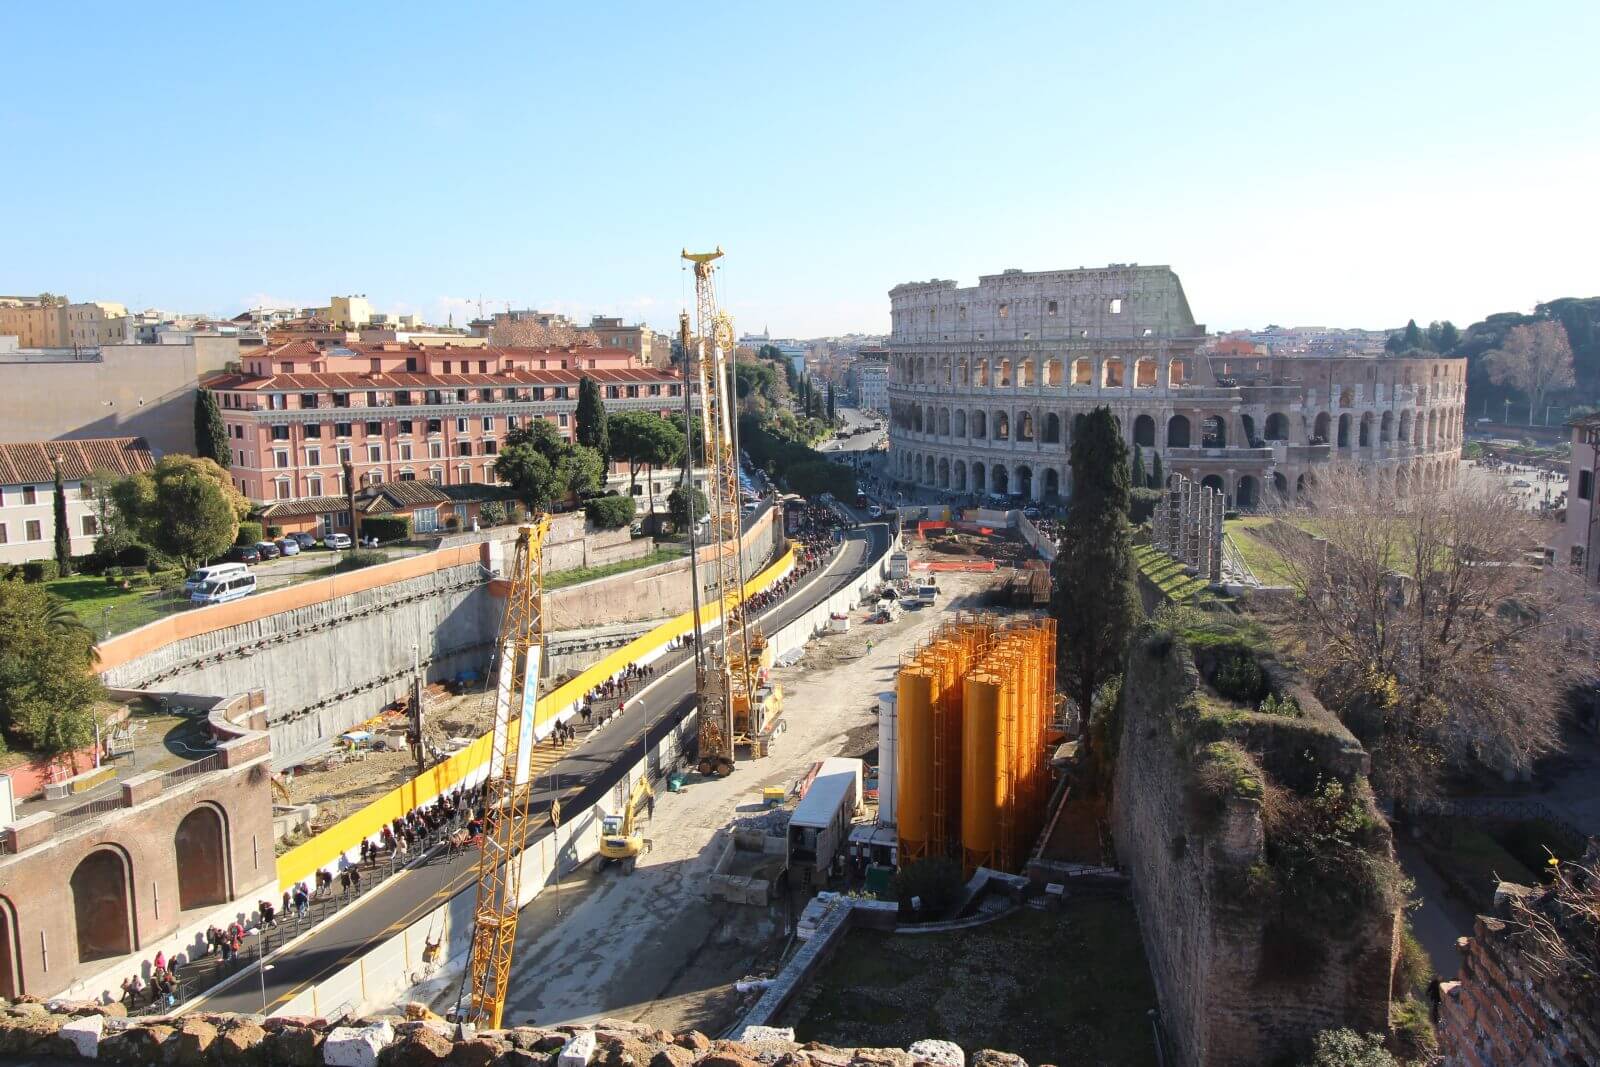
[275,545,796,889]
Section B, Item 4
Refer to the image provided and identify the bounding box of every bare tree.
[489,318,599,348]
[1485,320,1575,424]
[1257,466,1594,802]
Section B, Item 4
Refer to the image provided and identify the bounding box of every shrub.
[115,543,151,568]
[73,553,104,576]
[0,563,17,582]
[1393,922,1433,999]
[1258,692,1301,717]
[361,516,410,543]
[585,494,636,530]
[22,560,59,583]
[265,525,283,538]
[444,513,462,531]
[1389,997,1437,1063]
[1214,650,1267,703]
[1306,1029,1398,1067]
[338,550,387,572]
[479,501,508,527]
[235,521,264,546]
[891,857,965,919]
[1127,487,1163,525]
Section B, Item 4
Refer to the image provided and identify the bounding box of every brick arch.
[71,846,136,963]
[174,802,231,912]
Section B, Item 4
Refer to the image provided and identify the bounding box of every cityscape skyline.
[4,2,1598,337]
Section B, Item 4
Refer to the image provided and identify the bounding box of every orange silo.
[896,666,935,863]
[961,671,1005,875]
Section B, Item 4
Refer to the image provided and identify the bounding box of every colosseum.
[886,264,1466,507]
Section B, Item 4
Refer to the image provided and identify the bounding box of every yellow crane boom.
[462,515,552,1029]
[682,247,759,776]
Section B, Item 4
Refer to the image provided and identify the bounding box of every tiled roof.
[257,481,454,519]
[206,366,675,392]
[0,437,154,486]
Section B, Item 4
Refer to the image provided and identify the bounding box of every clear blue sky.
[3,2,1596,337]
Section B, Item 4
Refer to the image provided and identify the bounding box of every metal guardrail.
[161,752,224,788]
[53,796,124,831]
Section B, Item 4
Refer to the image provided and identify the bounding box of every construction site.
[0,251,1125,1067]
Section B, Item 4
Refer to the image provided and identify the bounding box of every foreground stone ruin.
[0,1001,1034,1067]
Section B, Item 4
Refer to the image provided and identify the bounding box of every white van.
[190,572,257,605]
[185,562,250,596]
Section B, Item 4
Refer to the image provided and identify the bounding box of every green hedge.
[361,515,410,542]
[236,521,264,546]
[1128,488,1163,525]
[584,494,637,530]
[22,560,59,583]
[339,550,387,572]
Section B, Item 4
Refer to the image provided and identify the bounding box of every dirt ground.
[487,568,999,1035]
[280,684,498,835]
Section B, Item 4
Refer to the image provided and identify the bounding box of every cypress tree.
[53,459,73,577]
[1131,442,1146,490]
[195,389,231,468]
[1051,406,1141,736]
[826,383,836,422]
[576,377,609,462]
[1150,450,1164,490]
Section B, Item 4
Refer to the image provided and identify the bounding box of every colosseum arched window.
[912,406,924,433]
[1201,415,1227,448]
[1167,415,1191,448]
[1133,414,1156,448]
[937,458,950,488]
[1313,412,1331,443]
[1043,413,1061,443]
[993,465,1010,495]
[994,411,1010,440]
[1044,359,1063,387]
[957,358,969,385]
[998,359,1013,387]
[972,410,987,438]
[1337,413,1351,448]
[1018,412,1035,442]
[975,359,990,387]
[941,357,952,384]
[1168,359,1188,387]
[1102,359,1124,388]
[972,462,987,494]
[1359,412,1374,448]
[1134,357,1158,388]
[937,408,950,435]
[1072,358,1092,386]
[1398,410,1412,442]
[1380,411,1393,442]
[1339,388,1354,408]
[1264,412,1289,441]
[953,460,967,491]
[954,409,967,437]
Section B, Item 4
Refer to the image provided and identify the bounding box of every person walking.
[350,866,362,894]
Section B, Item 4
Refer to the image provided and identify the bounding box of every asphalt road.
[192,522,888,1015]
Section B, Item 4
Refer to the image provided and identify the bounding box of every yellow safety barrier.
[275,546,797,889]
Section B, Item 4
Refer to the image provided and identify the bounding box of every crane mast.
[462,515,552,1029]
[682,247,756,775]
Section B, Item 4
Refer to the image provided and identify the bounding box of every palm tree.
[46,594,99,663]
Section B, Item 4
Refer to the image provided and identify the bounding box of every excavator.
[597,774,654,873]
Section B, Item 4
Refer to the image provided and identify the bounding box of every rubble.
[0,1002,1038,1067]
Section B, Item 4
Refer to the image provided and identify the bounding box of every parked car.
[229,544,262,564]
[276,537,301,556]
[255,540,281,559]
[292,532,318,549]
[324,532,353,550]
[186,562,250,595]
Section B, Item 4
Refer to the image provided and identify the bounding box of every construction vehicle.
[597,774,655,872]
[681,248,773,775]
[458,517,553,1030]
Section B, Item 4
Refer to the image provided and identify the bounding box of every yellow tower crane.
[681,247,761,776]
[461,515,552,1029]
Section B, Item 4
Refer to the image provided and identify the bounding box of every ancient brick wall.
[1112,634,1396,1066]
[1438,890,1600,1065]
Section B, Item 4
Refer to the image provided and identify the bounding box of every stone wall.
[1438,880,1600,1065]
[1111,633,1397,1066]
[0,1007,1033,1067]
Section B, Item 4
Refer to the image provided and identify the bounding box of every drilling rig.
[681,247,763,776]
[460,515,552,1029]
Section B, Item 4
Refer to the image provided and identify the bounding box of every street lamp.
[258,962,275,1012]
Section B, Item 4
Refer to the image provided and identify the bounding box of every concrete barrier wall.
[272,545,796,891]
[271,523,896,1019]
[1016,512,1058,563]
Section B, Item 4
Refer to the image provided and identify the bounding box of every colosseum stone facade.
[887,265,1466,507]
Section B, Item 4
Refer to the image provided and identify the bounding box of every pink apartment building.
[208,340,689,518]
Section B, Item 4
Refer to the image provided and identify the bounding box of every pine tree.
[53,460,73,577]
[194,389,230,468]
[1131,443,1146,490]
[1051,407,1141,741]
[576,377,609,462]
[1150,450,1164,490]
[826,384,836,422]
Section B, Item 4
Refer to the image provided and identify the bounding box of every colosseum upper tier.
[886,265,1466,507]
